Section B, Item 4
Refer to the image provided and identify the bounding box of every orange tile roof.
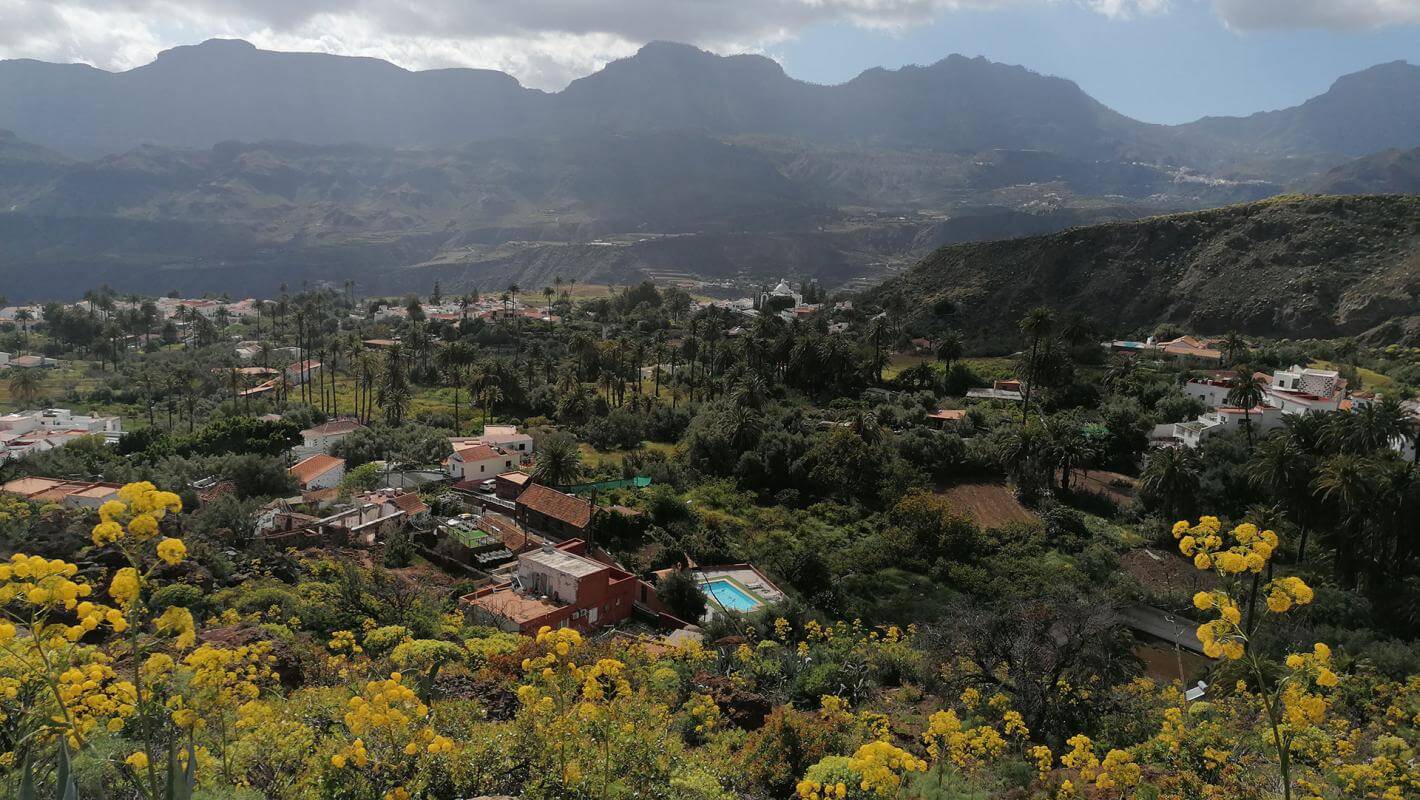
[517,484,592,530]
[289,454,344,486]
[927,409,967,421]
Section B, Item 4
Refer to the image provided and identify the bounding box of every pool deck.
[690,564,787,616]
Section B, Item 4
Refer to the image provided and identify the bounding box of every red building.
[460,539,638,635]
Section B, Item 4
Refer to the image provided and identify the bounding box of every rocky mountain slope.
[863,195,1420,344]
[1307,148,1420,196]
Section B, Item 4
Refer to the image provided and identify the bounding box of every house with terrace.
[461,540,639,635]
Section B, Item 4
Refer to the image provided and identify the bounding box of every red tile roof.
[289,454,344,486]
[452,443,502,462]
[390,492,430,516]
[517,484,592,530]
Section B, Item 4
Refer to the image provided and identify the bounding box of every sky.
[0,0,1417,124]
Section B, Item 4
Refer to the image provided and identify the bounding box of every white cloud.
[1214,0,1420,31]
[1,0,1402,92]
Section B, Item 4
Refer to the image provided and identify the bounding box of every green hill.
[863,194,1420,345]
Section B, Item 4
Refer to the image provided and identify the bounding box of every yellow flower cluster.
[1266,576,1316,613]
[847,741,927,796]
[684,692,721,736]
[156,538,187,566]
[797,741,926,800]
[155,606,196,650]
[1030,744,1053,781]
[57,661,137,744]
[333,672,452,770]
[0,555,128,642]
[922,709,1007,772]
[1178,518,1314,661]
[92,482,182,547]
[1174,518,1277,574]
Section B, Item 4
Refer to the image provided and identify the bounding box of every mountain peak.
[153,38,258,61]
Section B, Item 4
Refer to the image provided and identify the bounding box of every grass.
[0,361,112,414]
[1309,360,1396,394]
[882,354,1018,382]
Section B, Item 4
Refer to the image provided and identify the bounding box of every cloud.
[1214,0,1420,31]
[8,0,1390,92]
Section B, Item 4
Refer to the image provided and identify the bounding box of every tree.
[532,432,583,488]
[1139,447,1202,520]
[1312,454,1375,588]
[658,571,707,622]
[934,331,963,373]
[435,342,477,434]
[8,368,43,407]
[377,345,413,427]
[1017,307,1054,424]
[1221,331,1248,365]
[1225,367,1267,448]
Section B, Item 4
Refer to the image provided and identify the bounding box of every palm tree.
[8,368,43,407]
[377,345,412,427]
[1225,368,1267,448]
[1103,356,1136,394]
[1312,454,1375,588]
[1248,435,1316,561]
[1139,447,1202,521]
[436,342,477,433]
[14,309,33,353]
[1332,397,1413,455]
[1221,331,1248,365]
[532,432,583,488]
[1018,307,1054,424]
[866,314,892,385]
[479,382,503,427]
[727,405,763,451]
[935,331,963,374]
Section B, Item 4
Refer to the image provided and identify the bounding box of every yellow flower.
[109,568,140,607]
[125,751,149,771]
[1193,591,1213,610]
[156,537,187,566]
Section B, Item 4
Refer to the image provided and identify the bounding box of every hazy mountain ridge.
[1,41,1417,301]
[864,195,1420,344]
[5,39,1418,165]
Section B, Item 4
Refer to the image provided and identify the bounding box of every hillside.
[863,194,1420,344]
[0,129,1270,301]
[1307,148,1420,195]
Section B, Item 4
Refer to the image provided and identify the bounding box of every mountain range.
[0,40,1418,301]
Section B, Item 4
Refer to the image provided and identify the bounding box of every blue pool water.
[702,579,761,612]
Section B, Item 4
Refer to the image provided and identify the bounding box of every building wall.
[449,453,516,480]
[304,464,345,491]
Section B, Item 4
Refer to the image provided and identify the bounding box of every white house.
[1265,366,1344,413]
[447,443,517,482]
[0,409,123,461]
[300,419,365,454]
[0,352,9,367]
[1182,377,1235,408]
[289,454,346,491]
[450,425,534,459]
[1173,406,1286,449]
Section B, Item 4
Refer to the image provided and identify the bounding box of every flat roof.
[467,587,562,623]
[523,547,603,578]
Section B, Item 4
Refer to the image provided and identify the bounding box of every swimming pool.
[701,579,761,612]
